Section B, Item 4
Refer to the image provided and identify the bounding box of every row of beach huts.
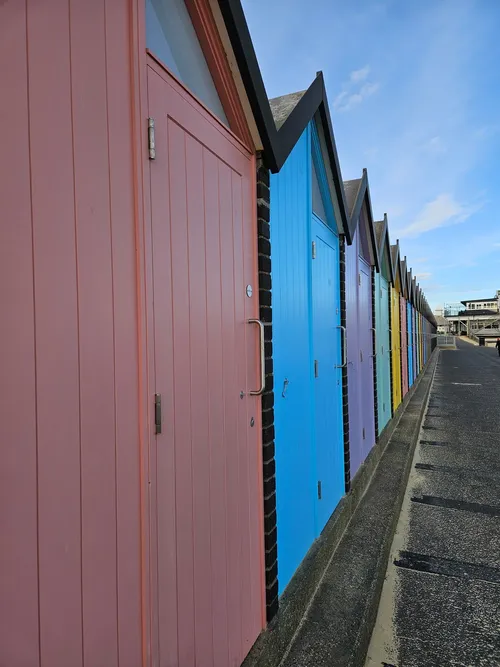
[0,0,436,665]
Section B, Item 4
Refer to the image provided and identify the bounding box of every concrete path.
[365,340,500,667]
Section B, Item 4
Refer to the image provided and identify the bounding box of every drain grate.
[411,495,500,517]
[394,550,500,584]
[419,440,450,446]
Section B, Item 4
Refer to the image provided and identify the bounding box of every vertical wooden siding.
[147,61,264,666]
[0,2,142,665]
[400,296,408,396]
[345,229,362,473]
[346,229,375,477]
[391,287,402,411]
[271,129,317,593]
[375,273,391,434]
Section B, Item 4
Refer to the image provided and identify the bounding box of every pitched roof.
[218,2,350,238]
[343,170,379,268]
[400,257,407,296]
[343,178,362,219]
[374,215,395,285]
[269,91,307,130]
[374,220,385,249]
[390,242,405,292]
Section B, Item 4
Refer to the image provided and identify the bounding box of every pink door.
[146,58,264,667]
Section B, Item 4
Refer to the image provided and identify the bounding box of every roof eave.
[218,0,350,237]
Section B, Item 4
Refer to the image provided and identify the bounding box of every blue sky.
[241,0,500,309]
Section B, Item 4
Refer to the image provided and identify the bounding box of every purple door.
[359,259,376,461]
[346,234,362,474]
[346,234,376,478]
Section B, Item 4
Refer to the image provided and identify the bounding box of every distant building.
[434,314,450,334]
[443,291,500,336]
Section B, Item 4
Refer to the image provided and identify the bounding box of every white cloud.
[350,65,370,83]
[422,136,447,155]
[415,272,432,281]
[334,67,379,112]
[399,193,481,238]
[334,81,379,112]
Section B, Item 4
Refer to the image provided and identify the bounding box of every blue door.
[311,216,344,532]
[375,273,391,433]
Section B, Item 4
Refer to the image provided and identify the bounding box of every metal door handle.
[335,325,347,368]
[248,319,265,395]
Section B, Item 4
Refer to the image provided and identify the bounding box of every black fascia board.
[347,169,380,269]
[218,0,350,240]
[376,215,395,285]
[400,258,407,296]
[390,242,402,289]
[383,216,395,285]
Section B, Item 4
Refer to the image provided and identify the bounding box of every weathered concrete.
[243,353,438,667]
[247,353,438,667]
[366,340,500,667]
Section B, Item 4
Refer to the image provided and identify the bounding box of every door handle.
[335,325,347,368]
[248,319,265,396]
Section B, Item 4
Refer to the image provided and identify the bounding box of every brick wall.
[339,237,350,492]
[256,156,279,622]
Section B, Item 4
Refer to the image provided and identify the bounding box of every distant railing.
[436,335,456,347]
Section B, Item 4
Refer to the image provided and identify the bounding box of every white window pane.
[146,0,228,124]
[312,158,327,222]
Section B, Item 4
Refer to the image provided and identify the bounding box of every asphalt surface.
[366,340,500,667]
[258,348,438,667]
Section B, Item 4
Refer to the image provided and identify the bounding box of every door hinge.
[317,480,322,500]
[358,272,361,286]
[148,117,156,160]
[360,349,363,362]
[154,393,162,434]
[312,241,316,259]
[314,359,319,377]
[362,427,366,440]
[383,402,385,412]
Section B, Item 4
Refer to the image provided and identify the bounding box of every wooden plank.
[148,69,179,667]
[27,0,83,663]
[69,0,118,662]
[0,2,40,664]
[219,160,242,664]
[186,135,214,666]
[203,149,230,667]
[104,1,143,663]
[169,121,196,667]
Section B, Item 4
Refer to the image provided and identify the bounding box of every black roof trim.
[390,241,405,291]
[344,169,380,269]
[375,214,395,285]
[407,269,413,303]
[218,0,350,239]
[400,257,407,296]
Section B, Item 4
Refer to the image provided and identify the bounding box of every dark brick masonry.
[372,267,379,440]
[256,156,279,623]
[339,237,351,492]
